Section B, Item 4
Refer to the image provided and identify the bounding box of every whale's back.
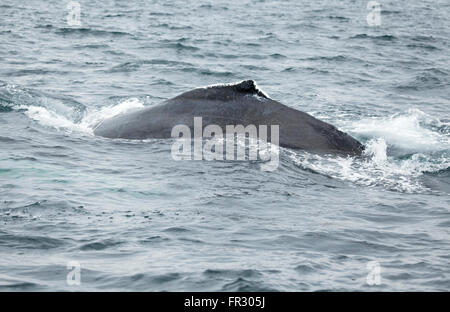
[94,80,364,155]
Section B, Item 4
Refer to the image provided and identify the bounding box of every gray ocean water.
[0,0,449,291]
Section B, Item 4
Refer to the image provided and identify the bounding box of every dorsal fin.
[206,80,269,99]
[174,80,271,102]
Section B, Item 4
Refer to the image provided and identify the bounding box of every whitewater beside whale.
[94,80,364,155]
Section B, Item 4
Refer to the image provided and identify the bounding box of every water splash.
[288,110,449,193]
[15,98,144,135]
[346,108,449,152]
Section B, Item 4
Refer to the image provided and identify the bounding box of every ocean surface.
[0,0,449,291]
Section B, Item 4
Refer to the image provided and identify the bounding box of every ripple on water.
[78,239,124,251]
[0,233,66,250]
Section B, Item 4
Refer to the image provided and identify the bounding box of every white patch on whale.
[198,80,271,99]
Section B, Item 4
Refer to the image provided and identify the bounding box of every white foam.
[16,98,144,135]
[364,138,388,164]
[82,98,144,131]
[287,120,449,193]
[346,108,449,152]
[286,109,450,193]
[18,105,80,131]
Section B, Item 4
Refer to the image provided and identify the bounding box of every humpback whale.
[94,80,364,155]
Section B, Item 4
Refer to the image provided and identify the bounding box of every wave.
[154,23,193,30]
[301,55,365,63]
[396,69,449,91]
[350,34,397,41]
[326,16,350,21]
[106,62,142,73]
[287,142,448,193]
[35,24,134,38]
[192,68,234,77]
[55,27,133,37]
[6,69,70,77]
[165,42,199,52]
[288,109,449,193]
[19,98,144,135]
[406,43,439,51]
[0,82,143,135]
[103,59,195,73]
[346,109,449,153]
[0,82,85,122]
